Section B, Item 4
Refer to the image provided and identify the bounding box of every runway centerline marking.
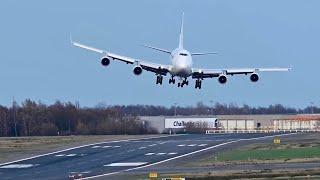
[177,144,186,147]
[145,153,155,156]
[66,154,77,157]
[139,147,146,149]
[82,133,298,179]
[187,144,197,147]
[55,154,65,157]
[198,144,207,147]
[104,162,148,167]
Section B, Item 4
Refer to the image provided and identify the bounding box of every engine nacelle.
[218,75,227,84]
[250,73,259,82]
[133,66,143,75]
[101,57,110,66]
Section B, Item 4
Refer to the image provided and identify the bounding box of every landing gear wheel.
[195,80,202,89]
[169,77,176,84]
[156,75,163,85]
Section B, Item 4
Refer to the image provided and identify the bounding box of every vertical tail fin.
[179,12,184,49]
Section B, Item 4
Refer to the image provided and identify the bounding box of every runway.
[0,133,295,180]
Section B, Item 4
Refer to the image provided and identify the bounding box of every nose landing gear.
[177,78,189,87]
[169,76,176,84]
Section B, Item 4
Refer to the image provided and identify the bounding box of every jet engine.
[101,57,110,66]
[218,75,227,84]
[133,66,143,75]
[250,73,259,82]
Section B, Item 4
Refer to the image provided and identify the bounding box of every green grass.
[216,145,320,161]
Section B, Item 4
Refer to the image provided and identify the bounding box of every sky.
[0,0,319,108]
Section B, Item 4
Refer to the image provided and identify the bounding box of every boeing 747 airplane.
[72,14,290,89]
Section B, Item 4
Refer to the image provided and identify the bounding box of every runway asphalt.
[0,133,296,180]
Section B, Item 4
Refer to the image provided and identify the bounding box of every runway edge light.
[149,172,158,179]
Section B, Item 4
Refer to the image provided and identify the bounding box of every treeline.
[110,102,315,116]
[0,100,317,137]
[0,100,156,137]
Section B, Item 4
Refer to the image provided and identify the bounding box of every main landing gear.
[195,79,202,89]
[177,78,189,88]
[156,75,163,85]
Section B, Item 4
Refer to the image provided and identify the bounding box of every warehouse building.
[139,114,320,133]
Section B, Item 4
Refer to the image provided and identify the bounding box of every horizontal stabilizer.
[191,52,218,56]
[142,45,171,54]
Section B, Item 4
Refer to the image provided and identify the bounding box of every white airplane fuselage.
[170,48,193,78]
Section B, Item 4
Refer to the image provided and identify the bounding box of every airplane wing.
[72,41,171,76]
[192,67,291,79]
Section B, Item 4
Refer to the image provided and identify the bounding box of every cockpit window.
[180,53,188,56]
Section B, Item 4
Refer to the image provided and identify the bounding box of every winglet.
[70,33,74,45]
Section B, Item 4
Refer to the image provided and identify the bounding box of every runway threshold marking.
[82,133,298,179]
[105,162,148,167]
[0,134,184,167]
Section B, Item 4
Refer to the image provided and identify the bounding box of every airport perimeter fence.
[205,129,320,134]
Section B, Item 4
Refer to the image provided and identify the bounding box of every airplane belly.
[170,67,192,77]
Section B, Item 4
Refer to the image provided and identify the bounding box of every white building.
[139,114,320,133]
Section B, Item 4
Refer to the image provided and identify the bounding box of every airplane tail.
[179,12,184,49]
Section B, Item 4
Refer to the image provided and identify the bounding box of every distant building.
[139,114,320,133]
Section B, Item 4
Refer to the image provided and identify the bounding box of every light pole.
[210,100,214,115]
[174,102,178,116]
[13,98,18,137]
[311,102,314,114]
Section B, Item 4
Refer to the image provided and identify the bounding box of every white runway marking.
[168,152,178,155]
[139,147,146,149]
[66,154,77,157]
[187,144,197,147]
[102,146,111,148]
[55,154,65,157]
[148,144,157,147]
[113,146,121,148]
[91,146,101,149]
[198,144,207,147]
[156,153,166,155]
[0,134,183,168]
[177,144,186,147]
[127,149,135,152]
[55,154,78,157]
[0,164,38,169]
[82,133,297,179]
[105,162,147,167]
[145,153,155,156]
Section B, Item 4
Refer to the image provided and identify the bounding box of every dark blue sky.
[0,0,318,108]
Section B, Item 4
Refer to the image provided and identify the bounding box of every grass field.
[195,133,320,165]
[215,145,320,162]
